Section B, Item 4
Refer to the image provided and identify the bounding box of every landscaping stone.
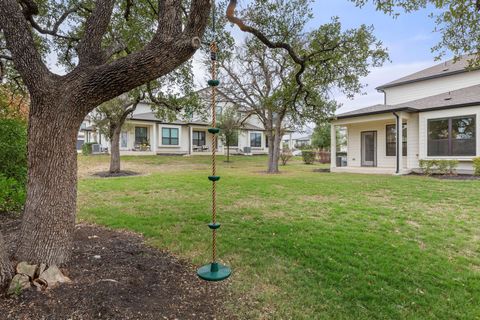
[39,265,71,288]
[16,262,37,278]
[37,263,47,277]
[8,274,31,295]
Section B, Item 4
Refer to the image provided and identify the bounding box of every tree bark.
[16,101,82,265]
[0,230,12,289]
[267,130,278,174]
[226,141,230,162]
[110,126,121,173]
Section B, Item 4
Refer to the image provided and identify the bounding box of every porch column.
[396,113,404,174]
[189,126,193,155]
[331,124,337,168]
[152,124,158,153]
[289,132,293,149]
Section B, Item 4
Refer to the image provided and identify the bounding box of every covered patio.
[331,111,418,175]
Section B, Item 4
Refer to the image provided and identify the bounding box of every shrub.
[436,160,449,175]
[0,174,26,212]
[0,119,27,212]
[446,160,459,175]
[302,150,316,164]
[473,157,480,176]
[82,142,94,155]
[419,160,436,176]
[0,119,27,182]
[419,159,459,176]
[280,148,293,166]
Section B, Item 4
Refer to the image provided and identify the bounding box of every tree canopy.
[354,0,480,64]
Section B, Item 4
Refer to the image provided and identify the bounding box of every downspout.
[188,125,191,155]
[393,112,400,174]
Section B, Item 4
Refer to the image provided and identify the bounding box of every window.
[120,131,128,148]
[250,132,262,147]
[162,127,179,145]
[386,123,407,156]
[428,116,476,156]
[135,127,148,145]
[193,131,206,146]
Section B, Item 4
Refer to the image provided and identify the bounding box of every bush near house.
[0,118,27,212]
[419,159,459,176]
[473,157,480,176]
[302,150,316,164]
[82,142,94,156]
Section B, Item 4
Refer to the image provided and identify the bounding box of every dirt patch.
[313,168,330,173]
[0,215,232,320]
[92,170,140,178]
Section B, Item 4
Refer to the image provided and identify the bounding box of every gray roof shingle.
[376,55,477,90]
[336,84,480,119]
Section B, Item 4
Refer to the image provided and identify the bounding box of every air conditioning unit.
[91,144,101,154]
[243,146,252,156]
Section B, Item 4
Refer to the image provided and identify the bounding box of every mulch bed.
[92,170,140,178]
[0,215,232,320]
[409,172,480,180]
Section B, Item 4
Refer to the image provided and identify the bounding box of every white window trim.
[249,131,264,149]
[159,124,182,148]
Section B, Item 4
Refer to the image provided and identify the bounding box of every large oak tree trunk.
[16,102,82,265]
[110,127,121,173]
[0,231,12,289]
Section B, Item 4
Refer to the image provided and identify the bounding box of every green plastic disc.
[208,223,221,229]
[197,262,231,282]
[207,79,220,87]
[208,128,220,134]
[208,175,220,182]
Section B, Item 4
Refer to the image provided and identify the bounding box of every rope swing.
[196,2,232,282]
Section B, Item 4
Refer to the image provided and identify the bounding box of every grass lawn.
[77,155,480,319]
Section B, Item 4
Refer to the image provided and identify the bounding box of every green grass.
[77,155,480,319]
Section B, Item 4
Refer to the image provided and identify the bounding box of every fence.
[316,149,331,164]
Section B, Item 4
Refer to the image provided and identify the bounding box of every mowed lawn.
[77,155,480,319]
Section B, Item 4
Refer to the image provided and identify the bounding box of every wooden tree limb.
[0,0,53,94]
[27,7,80,41]
[77,0,116,66]
[75,0,210,107]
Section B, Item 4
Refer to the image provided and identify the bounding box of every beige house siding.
[345,120,407,169]
[384,70,480,105]
[407,113,420,169]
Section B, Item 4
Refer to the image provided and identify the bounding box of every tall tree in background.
[92,80,201,174]
[222,0,388,173]
[218,107,242,162]
[311,123,331,150]
[354,0,480,63]
[92,94,142,174]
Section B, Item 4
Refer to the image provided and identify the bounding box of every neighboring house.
[78,89,280,156]
[331,56,480,174]
[282,134,312,149]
